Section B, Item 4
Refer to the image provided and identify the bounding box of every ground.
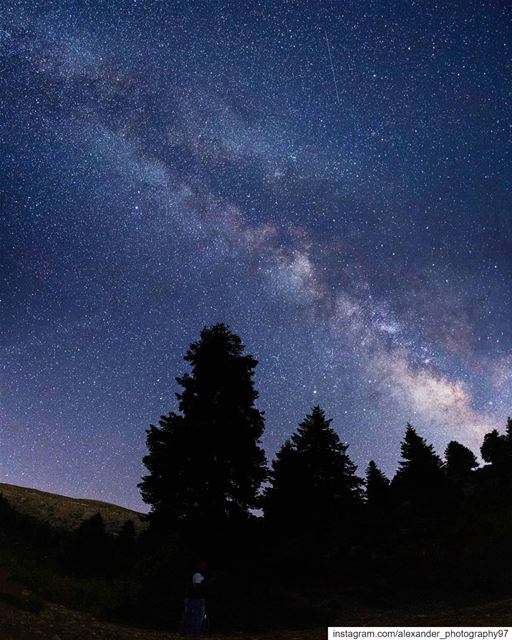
[2,565,512,640]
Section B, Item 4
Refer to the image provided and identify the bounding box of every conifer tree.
[365,460,390,508]
[139,324,267,534]
[506,417,512,441]
[392,424,445,507]
[264,405,362,530]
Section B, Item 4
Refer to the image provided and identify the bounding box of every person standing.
[180,560,209,635]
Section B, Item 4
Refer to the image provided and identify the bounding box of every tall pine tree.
[139,324,267,535]
[392,424,445,508]
[264,405,362,531]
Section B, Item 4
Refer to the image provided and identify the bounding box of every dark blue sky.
[1,0,510,510]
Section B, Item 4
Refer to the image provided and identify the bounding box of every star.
[1,0,509,510]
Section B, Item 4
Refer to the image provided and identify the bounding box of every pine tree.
[365,460,390,508]
[264,405,362,530]
[139,324,267,534]
[264,439,302,528]
[445,440,478,477]
[392,424,445,507]
[506,417,512,441]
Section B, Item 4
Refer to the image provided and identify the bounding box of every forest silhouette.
[1,323,511,632]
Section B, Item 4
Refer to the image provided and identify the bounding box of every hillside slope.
[0,483,144,533]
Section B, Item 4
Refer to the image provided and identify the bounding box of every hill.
[0,483,144,534]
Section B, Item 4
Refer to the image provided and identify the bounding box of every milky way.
[1,1,511,510]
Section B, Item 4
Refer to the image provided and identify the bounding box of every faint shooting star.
[324,31,341,105]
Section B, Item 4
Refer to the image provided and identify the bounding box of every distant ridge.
[0,482,145,534]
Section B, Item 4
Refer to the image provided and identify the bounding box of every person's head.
[197,559,208,573]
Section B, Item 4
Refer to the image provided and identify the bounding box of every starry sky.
[1,0,511,511]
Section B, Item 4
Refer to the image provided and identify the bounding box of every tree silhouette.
[118,520,137,555]
[139,324,267,535]
[445,441,478,477]
[392,424,445,508]
[113,519,137,570]
[264,405,362,531]
[506,417,512,440]
[263,439,300,529]
[481,429,510,470]
[480,419,512,483]
[71,513,111,573]
[365,460,390,508]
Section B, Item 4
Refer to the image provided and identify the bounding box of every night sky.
[1,1,511,511]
